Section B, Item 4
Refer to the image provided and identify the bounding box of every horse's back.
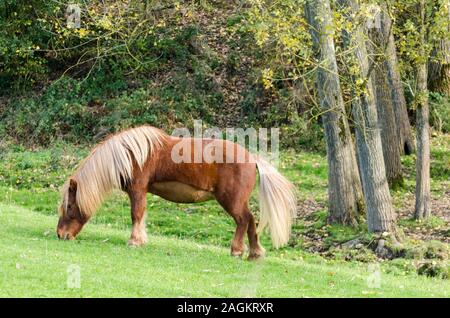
[148,137,257,203]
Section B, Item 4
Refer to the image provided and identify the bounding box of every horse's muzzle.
[57,232,73,240]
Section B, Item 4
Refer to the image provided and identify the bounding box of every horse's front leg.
[127,189,148,247]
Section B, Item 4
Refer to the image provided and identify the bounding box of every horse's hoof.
[247,249,265,261]
[128,238,148,247]
[231,250,244,258]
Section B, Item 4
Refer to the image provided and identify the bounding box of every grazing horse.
[57,126,297,259]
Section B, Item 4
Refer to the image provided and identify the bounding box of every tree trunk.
[338,0,397,234]
[415,0,431,219]
[429,42,450,95]
[429,41,450,96]
[305,0,364,225]
[428,0,450,96]
[367,7,404,188]
[384,11,416,155]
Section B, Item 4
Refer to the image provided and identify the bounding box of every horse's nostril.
[64,233,69,240]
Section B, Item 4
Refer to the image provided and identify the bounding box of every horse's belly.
[149,182,215,203]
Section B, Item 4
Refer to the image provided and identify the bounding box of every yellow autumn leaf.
[78,28,89,38]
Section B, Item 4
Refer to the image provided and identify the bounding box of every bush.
[0,0,54,91]
[0,1,203,92]
[2,77,95,144]
[281,114,325,152]
[417,261,449,279]
[1,62,225,145]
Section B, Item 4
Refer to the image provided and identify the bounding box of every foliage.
[0,1,231,145]
[243,0,317,122]
[0,72,224,144]
[394,0,450,64]
[244,0,314,89]
[417,261,450,279]
[0,0,202,91]
[4,0,449,151]
[394,0,450,102]
[0,0,54,90]
[0,0,323,150]
[429,92,450,133]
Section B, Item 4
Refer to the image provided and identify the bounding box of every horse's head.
[57,179,88,240]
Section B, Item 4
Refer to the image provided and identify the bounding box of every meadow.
[0,134,448,297]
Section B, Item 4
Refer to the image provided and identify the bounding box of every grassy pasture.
[0,134,449,297]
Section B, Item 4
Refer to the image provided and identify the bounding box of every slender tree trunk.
[367,7,404,187]
[415,0,431,219]
[338,0,397,234]
[429,41,450,95]
[305,0,364,225]
[383,11,416,154]
[428,0,450,96]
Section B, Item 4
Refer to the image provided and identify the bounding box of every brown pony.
[57,126,297,260]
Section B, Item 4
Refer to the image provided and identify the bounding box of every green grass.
[0,143,329,250]
[1,203,449,297]
[399,215,447,230]
[399,133,450,198]
[0,135,449,297]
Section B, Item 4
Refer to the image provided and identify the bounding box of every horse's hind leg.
[227,204,265,260]
[214,192,248,257]
[216,192,264,259]
[246,207,265,260]
[127,189,148,247]
[230,210,250,257]
[214,162,265,260]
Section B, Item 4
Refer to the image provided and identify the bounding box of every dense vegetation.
[0,0,324,151]
[0,1,448,148]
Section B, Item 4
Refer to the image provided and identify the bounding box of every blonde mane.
[60,126,167,218]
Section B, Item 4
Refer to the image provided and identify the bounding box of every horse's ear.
[69,179,77,193]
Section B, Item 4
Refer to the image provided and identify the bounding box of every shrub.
[417,261,449,279]
[0,1,202,92]
[0,0,54,91]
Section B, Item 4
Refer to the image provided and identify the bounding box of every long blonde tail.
[255,157,297,248]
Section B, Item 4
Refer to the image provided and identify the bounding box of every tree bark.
[415,0,431,219]
[305,0,364,225]
[367,7,404,187]
[429,43,450,95]
[428,0,450,96]
[338,0,397,234]
[383,11,416,155]
[429,41,450,96]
